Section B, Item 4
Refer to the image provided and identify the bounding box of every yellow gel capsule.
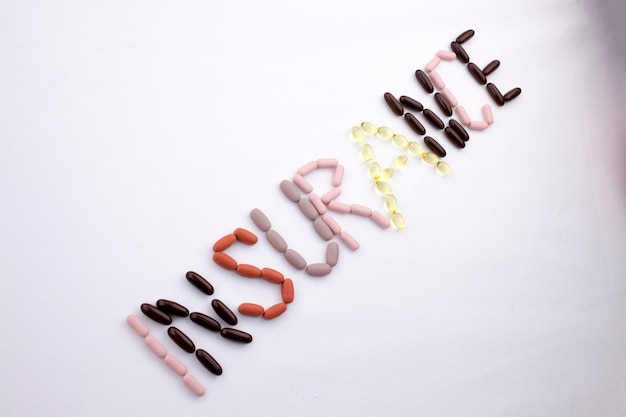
[379,167,394,181]
[408,142,424,156]
[360,143,374,162]
[392,134,409,148]
[375,181,392,195]
[421,152,439,165]
[385,194,398,213]
[436,161,452,175]
[391,212,406,229]
[368,162,381,179]
[393,154,408,169]
[350,126,364,143]
[377,126,394,139]
[360,121,377,135]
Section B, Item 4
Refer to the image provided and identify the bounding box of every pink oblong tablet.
[145,335,167,359]
[441,88,458,108]
[370,210,391,229]
[183,373,206,397]
[481,104,494,125]
[436,50,457,61]
[328,200,351,214]
[309,193,327,215]
[322,213,342,235]
[455,105,471,126]
[350,204,372,217]
[469,120,489,131]
[293,174,313,194]
[332,165,344,187]
[164,354,188,376]
[317,158,338,168]
[339,231,360,251]
[428,70,445,90]
[321,187,341,204]
[424,56,441,73]
[297,160,318,176]
[127,314,149,337]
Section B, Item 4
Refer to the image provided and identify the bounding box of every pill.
[350,126,364,143]
[127,314,149,337]
[455,105,471,126]
[422,152,439,165]
[384,92,404,116]
[377,126,394,139]
[281,278,295,303]
[441,88,458,107]
[503,87,522,102]
[424,136,447,157]
[260,267,285,283]
[297,160,318,176]
[408,141,424,156]
[368,161,381,179]
[392,134,409,148]
[370,210,391,229]
[298,197,319,220]
[164,354,187,376]
[392,155,408,169]
[280,179,301,202]
[450,41,469,63]
[293,174,313,194]
[467,62,487,85]
[449,119,470,141]
[307,263,332,277]
[325,242,340,267]
[182,373,205,397]
[141,303,172,325]
[145,335,167,358]
[321,187,341,204]
[328,200,351,214]
[332,164,344,187]
[238,302,265,317]
[234,228,258,245]
[404,112,426,135]
[429,70,445,90]
[385,194,398,213]
[250,208,271,232]
[212,234,236,252]
[399,95,423,111]
[487,83,505,106]
[185,271,214,296]
[266,229,288,253]
[415,69,434,93]
[482,104,494,125]
[444,127,466,149]
[469,121,489,131]
[381,167,394,180]
[434,92,453,117]
[360,121,377,135]
[313,217,334,241]
[391,212,406,230]
[211,299,238,325]
[423,109,445,130]
[212,252,237,270]
[196,349,223,376]
[317,158,338,168]
[456,29,475,44]
[339,231,360,251]
[220,328,253,343]
[424,56,441,72]
[167,326,196,354]
[284,248,307,270]
[436,49,457,60]
[350,204,372,217]
[263,303,288,320]
[436,161,452,176]
[309,193,327,215]
[189,312,221,332]
[156,299,190,318]
[360,143,374,161]
[236,263,262,278]
[375,181,392,195]
[322,213,341,235]
[482,59,500,76]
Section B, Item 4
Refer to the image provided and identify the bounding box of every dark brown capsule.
[467,62,486,85]
[167,326,196,353]
[404,113,426,135]
[449,119,470,141]
[434,92,453,117]
[444,127,466,149]
[211,299,238,325]
[450,42,469,63]
[196,349,223,375]
[486,83,505,106]
[156,299,189,317]
[424,136,446,157]
[422,109,445,130]
[399,95,423,112]
[503,87,522,102]
[383,92,404,116]
[189,312,221,332]
[220,327,253,344]
[140,303,172,325]
[415,69,434,93]
[482,60,500,76]
[455,29,475,44]
[186,271,214,295]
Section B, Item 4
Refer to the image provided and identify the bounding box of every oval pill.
[236,263,262,278]
[325,242,340,267]
[423,109,445,130]
[266,229,288,253]
[360,143,374,161]
[281,278,295,303]
[455,105,471,126]
[297,160,317,176]
[186,271,214,296]
[298,197,319,220]
[399,95,423,111]
[392,155,408,169]
[220,328,253,343]
[317,158,338,168]
[456,29,475,44]
[424,136,447,157]
[408,141,424,156]
[482,59,500,76]
[280,179,301,202]
[307,262,332,277]
[167,326,196,354]
[339,230,360,251]
[141,303,172,325]
[292,174,312,194]
[450,41,469,63]
[404,112,426,135]
[309,193,327,214]
[164,354,187,376]
[368,161,381,180]
[434,92,453,117]
[441,88,458,107]
[415,69,434,93]
[196,349,223,375]
[377,126,394,139]
[392,134,408,148]
[321,187,341,204]
[424,56,441,72]
[503,87,522,102]
[380,167,394,180]
[322,213,341,235]
[182,373,205,397]
[127,314,149,337]
[429,70,445,90]
[212,252,237,270]
[284,249,307,270]
[156,299,190,318]
[350,204,372,217]
[360,121,377,135]
[482,104,494,125]
[469,121,489,131]
[391,212,406,230]
[328,200,351,214]
[467,62,487,85]
[487,83,505,106]
[250,208,271,232]
[375,181,392,195]
[238,302,265,317]
[436,49,457,60]
[384,92,404,116]
[260,267,285,283]
[332,164,344,187]
[385,194,398,213]
[145,335,167,358]
[436,161,453,176]
[370,210,391,229]
[444,127,466,149]
[313,217,334,241]
[212,234,236,252]
[422,152,439,165]
[211,299,238,325]
[263,303,288,320]
[189,312,221,332]
[449,119,470,141]
[350,126,365,143]
[234,228,258,245]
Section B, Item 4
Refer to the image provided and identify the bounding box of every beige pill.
[325,242,340,267]
[280,180,300,202]
[266,229,288,253]
[250,208,271,232]
[313,217,334,241]
[284,249,306,270]
[306,263,332,277]
[298,197,319,220]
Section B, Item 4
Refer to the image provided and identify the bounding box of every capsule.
[350,126,364,143]
[182,373,205,397]
[380,167,394,181]
[266,229,288,253]
[264,303,288,320]
[309,193,327,215]
[454,105,471,126]
[236,263,262,278]
[444,127,466,149]
[441,87,458,107]
[436,161,452,176]
[144,335,167,358]
[322,213,341,235]
[428,70,445,90]
[399,95,423,111]
[306,263,332,277]
[467,62,487,84]
[339,230,360,250]
[377,126,394,139]
[360,143,374,162]
[423,109,445,130]
[392,155,408,169]
[313,217,334,241]
[279,179,301,202]
[284,248,307,270]
[482,104,494,125]
[482,59,500,76]
[434,92,453,117]
[325,242,339,267]
[297,160,317,176]
[212,252,237,270]
[415,69,434,93]
[328,200,351,214]
[503,87,522,102]
[487,83,505,106]
[196,349,223,375]
[385,194,398,213]
[298,197,319,220]
[156,299,190,318]
[422,152,439,165]
[260,267,285,283]
[186,271,214,296]
[317,158,338,168]
[375,181,392,195]
[424,136,447,157]
[436,49,457,60]
[238,302,265,317]
[211,299,238,325]
[408,141,424,156]
[449,119,469,141]
[164,354,187,377]
[250,208,271,232]
[469,121,489,131]
[368,161,381,179]
[281,278,295,303]
[293,174,313,194]
[167,326,196,354]
[141,303,172,325]
[220,328,253,343]
[450,41,469,63]
[189,312,221,332]
[360,121,377,135]
[404,112,426,135]
[321,187,341,204]
[127,314,149,337]
[456,29,475,44]
[350,204,372,217]
[391,212,406,230]
[383,92,404,116]
[332,165,344,187]
[424,56,441,73]
[392,134,408,148]
[234,228,258,245]
[212,234,236,252]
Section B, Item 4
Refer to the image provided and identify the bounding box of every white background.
[1,1,624,416]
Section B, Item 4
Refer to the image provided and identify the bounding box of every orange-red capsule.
[260,267,285,284]
[236,264,262,278]
[238,303,265,317]
[212,234,236,252]
[234,228,258,245]
[281,278,294,304]
[263,303,287,320]
[212,252,237,270]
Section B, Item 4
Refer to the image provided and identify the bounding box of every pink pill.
[321,187,341,204]
[455,105,471,126]
[436,50,457,61]
[292,174,313,194]
[145,335,167,359]
[350,204,372,217]
[469,120,489,131]
[127,314,149,337]
[309,193,327,214]
[183,373,206,397]
[339,231,360,251]
[322,213,342,235]
[297,160,317,176]
[482,104,494,125]
[328,200,351,214]
[370,210,391,229]
[317,158,338,168]
[332,165,344,187]
[441,88,458,108]
[424,56,441,73]
[164,354,188,376]
[428,70,445,90]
